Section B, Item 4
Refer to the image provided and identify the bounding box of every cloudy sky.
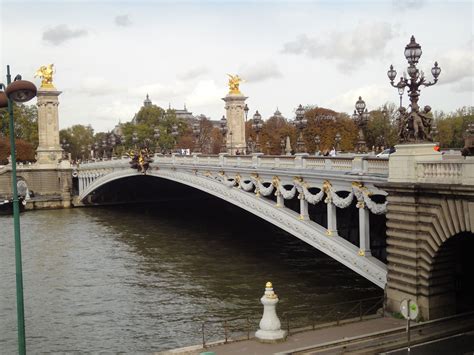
[1,0,472,132]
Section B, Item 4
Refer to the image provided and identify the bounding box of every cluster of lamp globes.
[0,74,37,108]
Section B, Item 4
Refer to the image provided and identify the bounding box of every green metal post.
[6,65,27,355]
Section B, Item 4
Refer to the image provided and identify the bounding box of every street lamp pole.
[251,110,263,153]
[294,104,307,153]
[0,65,37,355]
[351,97,370,153]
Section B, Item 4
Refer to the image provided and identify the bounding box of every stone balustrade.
[80,154,390,175]
[417,159,474,185]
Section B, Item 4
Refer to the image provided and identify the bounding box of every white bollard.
[255,282,287,343]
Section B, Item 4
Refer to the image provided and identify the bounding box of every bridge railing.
[417,159,474,185]
[77,154,390,175]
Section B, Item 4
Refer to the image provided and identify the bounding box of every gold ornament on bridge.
[227,74,243,94]
[35,64,55,88]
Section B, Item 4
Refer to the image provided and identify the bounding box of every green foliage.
[60,124,95,160]
[365,103,399,149]
[435,106,474,148]
[0,103,38,147]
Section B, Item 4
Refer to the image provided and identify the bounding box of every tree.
[0,103,38,147]
[434,106,474,148]
[60,124,94,160]
[365,103,399,150]
[0,137,35,164]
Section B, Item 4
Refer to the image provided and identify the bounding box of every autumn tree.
[0,103,38,147]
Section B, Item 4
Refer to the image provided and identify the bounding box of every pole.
[6,65,27,355]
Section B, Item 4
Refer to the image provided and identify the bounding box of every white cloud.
[129,82,187,100]
[392,0,425,11]
[325,85,392,114]
[177,66,209,80]
[239,60,282,82]
[435,47,473,91]
[282,22,395,71]
[185,80,222,107]
[115,14,132,27]
[42,24,88,46]
[76,77,120,96]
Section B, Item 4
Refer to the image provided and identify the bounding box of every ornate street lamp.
[334,132,341,152]
[247,136,255,154]
[294,104,307,153]
[387,36,441,142]
[171,124,179,152]
[0,65,37,355]
[61,138,70,160]
[192,121,201,153]
[314,135,321,154]
[153,127,161,154]
[251,110,263,153]
[244,103,249,122]
[132,131,138,148]
[219,115,227,153]
[352,97,370,153]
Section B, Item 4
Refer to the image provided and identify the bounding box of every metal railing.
[198,296,384,348]
[282,296,384,336]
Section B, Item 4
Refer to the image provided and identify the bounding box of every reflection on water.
[0,199,381,352]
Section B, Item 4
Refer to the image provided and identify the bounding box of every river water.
[0,199,381,353]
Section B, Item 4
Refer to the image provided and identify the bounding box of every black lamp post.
[387,36,441,142]
[171,124,179,152]
[61,138,70,160]
[0,65,37,355]
[334,132,341,152]
[314,135,321,154]
[252,110,263,153]
[294,104,307,153]
[352,97,370,153]
[219,115,227,153]
[153,127,161,154]
[192,121,201,153]
[244,103,249,122]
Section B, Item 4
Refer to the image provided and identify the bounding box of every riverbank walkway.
[160,316,406,355]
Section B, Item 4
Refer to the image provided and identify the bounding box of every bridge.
[75,148,474,320]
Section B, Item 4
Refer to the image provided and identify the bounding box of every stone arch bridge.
[75,150,474,320]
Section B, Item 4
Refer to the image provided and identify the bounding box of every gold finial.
[227,74,243,94]
[266,281,273,288]
[35,64,55,88]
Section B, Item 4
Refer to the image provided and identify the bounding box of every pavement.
[159,316,406,355]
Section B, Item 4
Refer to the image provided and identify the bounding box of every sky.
[0,0,472,132]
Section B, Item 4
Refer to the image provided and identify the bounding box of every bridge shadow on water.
[85,175,383,314]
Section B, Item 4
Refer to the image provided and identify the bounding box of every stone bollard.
[255,282,287,343]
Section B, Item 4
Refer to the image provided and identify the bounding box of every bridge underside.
[78,168,388,288]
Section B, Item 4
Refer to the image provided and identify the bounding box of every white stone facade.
[222,93,247,154]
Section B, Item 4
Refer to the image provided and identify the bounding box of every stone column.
[326,197,338,236]
[222,93,247,155]
[357,201,371,256]
[36,88,63,165]
[299,192,309,220]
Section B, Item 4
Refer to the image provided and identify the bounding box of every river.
[0,198,381,352]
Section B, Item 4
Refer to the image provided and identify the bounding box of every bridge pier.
[299,194,309,220]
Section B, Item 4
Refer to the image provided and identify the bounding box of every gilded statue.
[35,64,55,88]
[227,74,243,94]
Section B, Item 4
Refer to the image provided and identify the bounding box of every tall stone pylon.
[222,74,247,155]
[35,64,63,165]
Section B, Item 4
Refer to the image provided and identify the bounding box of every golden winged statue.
[35,64,55,88]
[227,74,243,94]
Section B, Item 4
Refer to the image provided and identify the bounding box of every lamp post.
[265,140,272,155]
[387,36,441,142]
[61,138,70,160]
[294,104,307,153]
[192,121,201,153]
[219,115,227,153]
[280,137,285,155]
[244,103,249,122]
[334,132,341,152]
[352,97,370,153]
[171,124,179,152]
[153,127,161,154]
[251,110,263,153]
[247,136,255,154]
[0,65,37,355]
[314,135,321,155]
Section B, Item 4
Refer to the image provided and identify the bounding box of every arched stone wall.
[384,183,474,319]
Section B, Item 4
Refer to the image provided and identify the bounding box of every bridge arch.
[79,168,387,288]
